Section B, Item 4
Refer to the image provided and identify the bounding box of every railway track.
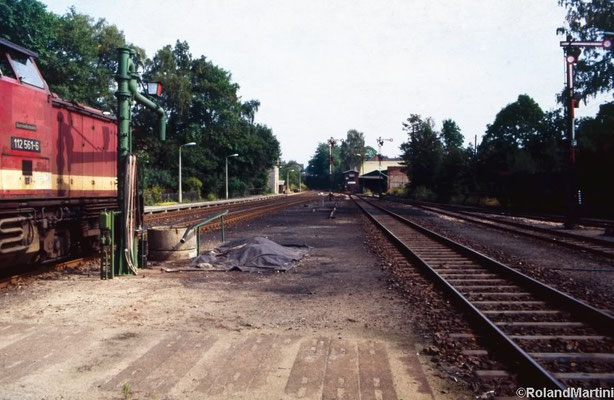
[175,193,317,232]
[144,193,310,227]
[385,196,614,231]
[146,192,315,230]
[381,197,614,260]
[353,195,614,392]
[0,256,96,289]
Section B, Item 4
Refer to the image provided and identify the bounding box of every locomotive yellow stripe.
[0,169,117,192]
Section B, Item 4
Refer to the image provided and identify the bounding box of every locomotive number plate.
[11,137,41,152]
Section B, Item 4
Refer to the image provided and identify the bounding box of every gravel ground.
[359,210,521,398]
[378,199,614,313]
[0,196,476,399]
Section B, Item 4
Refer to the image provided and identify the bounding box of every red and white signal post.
[559,38,612,228]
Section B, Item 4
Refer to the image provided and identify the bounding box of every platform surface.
[0,199,468,399]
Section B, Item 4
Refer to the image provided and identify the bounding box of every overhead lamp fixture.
[146,81,163,96]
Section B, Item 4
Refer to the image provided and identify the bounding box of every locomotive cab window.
[22,160,33,176]
[7,50,45,89]
[0,52,16,79]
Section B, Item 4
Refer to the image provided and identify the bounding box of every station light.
[146,81,163,96]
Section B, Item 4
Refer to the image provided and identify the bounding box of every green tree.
[478,95,544,187]
[440,119,464,150]
[400,114,443,195]
[306,142,342,189]
[0,0,56,63]
[576,102,614,217]
[137,40,280,198]
[241,99,260,125]
[477,95,568,208]
[307,142,341,176]
[437,119,468,201]
[340,129,365,170]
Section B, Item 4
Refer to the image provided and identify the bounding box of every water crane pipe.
[112,47,168,276]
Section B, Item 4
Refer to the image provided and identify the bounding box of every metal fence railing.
[159,191,200,203]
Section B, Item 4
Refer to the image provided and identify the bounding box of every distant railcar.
[0,38,117,265]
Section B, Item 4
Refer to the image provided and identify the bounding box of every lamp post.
[297,167,301,192]
[225,153,239,200]
[179,142,196,203]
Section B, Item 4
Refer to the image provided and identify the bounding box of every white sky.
[44,0,611,164]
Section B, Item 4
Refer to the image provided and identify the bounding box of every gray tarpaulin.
[190,237,307,272]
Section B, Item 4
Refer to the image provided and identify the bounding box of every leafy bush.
[184,177,203,198]
[388,186,406,196]
[144,168,175,189]
[144,185,164,205]
[411,185,436,201]
[229,178,247,197]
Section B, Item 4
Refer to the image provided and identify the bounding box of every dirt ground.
[0,198,473,400]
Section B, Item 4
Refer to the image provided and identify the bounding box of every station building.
[356,156,408,193]
[359,155,404,175]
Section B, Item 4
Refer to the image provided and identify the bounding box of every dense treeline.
[400,94,613,217]
[0,0,280,201]
[400,96,561,205]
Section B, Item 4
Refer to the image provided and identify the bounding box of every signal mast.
[559,35,612,228]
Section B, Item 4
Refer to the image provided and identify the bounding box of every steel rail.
[385,195,614,231]
[144,193,310,226]
[171,195,314,230]
[0,255,97,288]
[383,196,614,260]
[353,195,614,393]
[144,193,297,216]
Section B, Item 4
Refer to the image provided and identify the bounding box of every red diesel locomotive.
[0,38,117,266]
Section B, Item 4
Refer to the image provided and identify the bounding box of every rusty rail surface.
[0,256,97,289]
[144,193,310,227]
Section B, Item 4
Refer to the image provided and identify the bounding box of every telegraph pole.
[559,37,612,228]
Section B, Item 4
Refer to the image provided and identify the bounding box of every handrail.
[180,210,229,254]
